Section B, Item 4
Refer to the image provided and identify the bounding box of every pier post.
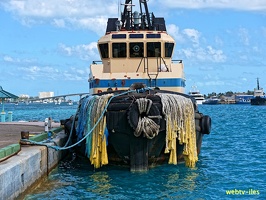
[1,111,5,122]
[44,118,49,132]
[8,111,13,122]
[48,117,52,129]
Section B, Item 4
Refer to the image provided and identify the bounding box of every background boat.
[250,78,266,105]
[235,95,253,104]
[188,85,205,104]
[202,96,220,105]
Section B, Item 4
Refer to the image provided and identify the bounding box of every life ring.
[127,98,161,139]
[201,115,211,134]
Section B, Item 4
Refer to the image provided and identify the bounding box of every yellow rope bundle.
[157,93,198,167]
[89,94,113,168]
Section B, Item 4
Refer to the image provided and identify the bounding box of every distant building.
[39,92,54,98]
[220,95,236,104]
[19,94,30,99]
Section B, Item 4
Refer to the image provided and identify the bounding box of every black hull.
[64,90,211,171]
[251,97,266,105]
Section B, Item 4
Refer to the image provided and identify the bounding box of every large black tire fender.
[201,115,211,134]
[127,101,161,130]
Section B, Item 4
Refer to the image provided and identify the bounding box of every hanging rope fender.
[128,98,162,139]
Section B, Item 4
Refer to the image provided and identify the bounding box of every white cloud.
[17,65,88,81]
[167,24,201,46]
[206,46,227,62]
[69,17,107,36]
[0,0,117,34]
[167,24,226,63]
[252,46,259,52]
[2,55,36,63]
[59,44,73,56]
[180,46,226,63]
[58,42,98,60]
[1,0,117,17]
[238,28,249,46]
[214,36,224,46]
[52,19,66,28]
[3,56,15,62]
[63,67,87,81]
[183,29,201,46]
[167,24,185,43]
[153,0,266,11]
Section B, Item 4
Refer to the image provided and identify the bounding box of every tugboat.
[64,0,211,171]
[251,78,266,105]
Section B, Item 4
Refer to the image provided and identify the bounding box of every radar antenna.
[106,0,166,33]
[120,0,154,30]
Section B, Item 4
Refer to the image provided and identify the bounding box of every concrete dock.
[0,122,68,200]
[0,121,60,149]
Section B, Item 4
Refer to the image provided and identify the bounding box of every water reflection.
[87,172,112,195]
[161,166,199,199]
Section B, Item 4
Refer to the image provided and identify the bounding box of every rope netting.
[77,94,113,168]
[156,93,198,168]
[76,91,198,168]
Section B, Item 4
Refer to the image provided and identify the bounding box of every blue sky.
[0,0,266,97]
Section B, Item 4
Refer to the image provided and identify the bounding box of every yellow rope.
[89,94,112,168]
[157,93,198,167]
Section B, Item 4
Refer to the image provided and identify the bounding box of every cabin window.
[112,43,127,58]
[130,34,144,38]
[99,43,109,58]
[112,34,126,39]
[165,43,174,58]
[147,34,161,38]
[130,42,144,57]
[147,42,161,57]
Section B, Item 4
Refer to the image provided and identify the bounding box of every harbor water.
[3,102,78,123]
[6,103,266,199]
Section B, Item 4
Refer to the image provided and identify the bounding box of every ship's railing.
[135,56,169,73]
[172,59,183,63]
[92,61,103,64]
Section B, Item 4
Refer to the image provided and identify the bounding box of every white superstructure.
[188,86,205,104]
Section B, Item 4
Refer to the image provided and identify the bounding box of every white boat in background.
[68,100,73,105]
[188,85,205,104]
[54,99,62,105]
[203,96,220,105]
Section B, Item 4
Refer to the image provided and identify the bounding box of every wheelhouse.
[98,33,175,60]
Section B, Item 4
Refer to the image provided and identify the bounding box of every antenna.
[257,77,260,90]
[118,0,121,20]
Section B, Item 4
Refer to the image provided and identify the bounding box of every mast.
[116,0,165,31]
[141,0,152,30]
[106,0,166,33]
[257,78,260,90]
